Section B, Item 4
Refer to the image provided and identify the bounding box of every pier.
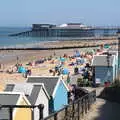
[9,23,120,37]
[9,30,32,37]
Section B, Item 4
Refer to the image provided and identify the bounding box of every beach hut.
[102,51,118,79]
[27,76,69,113]
[92,55,116,85]
[0,92,32,120]
[4,83,50,119]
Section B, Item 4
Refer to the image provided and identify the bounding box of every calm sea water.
[0,27,42,47]
[0,27,75,48]
[0,27,118,48]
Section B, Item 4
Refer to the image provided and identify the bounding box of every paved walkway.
[83,98,120,120]
[82,87,120,120]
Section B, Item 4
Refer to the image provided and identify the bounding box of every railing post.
[9,107,13,120]
[65,107,68,120]
[94,91,96,102]
[88,94,90,110]
[78,101,80,120]
[32,108,34,120]
[85,97,87,114]
[54,112,57,120]
[38,104,44,120]
[81,99,84,117]
[72,102,75,119]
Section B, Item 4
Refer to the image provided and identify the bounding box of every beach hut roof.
[92,55,115,66]
[4,83,50,104]
[0,92,30,119]
[27,76,59,96]
[26,76,69,97]
[108,51,118,56]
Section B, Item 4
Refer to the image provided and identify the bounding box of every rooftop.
[27,76,59,96]
[92,55,115,66]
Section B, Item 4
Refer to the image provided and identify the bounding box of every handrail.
[44,90,96,120]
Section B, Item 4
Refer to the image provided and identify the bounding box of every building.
[4,83,50,119]
[92,55,116,85]
[27,76,69,113]
[0,92,32,120]
[102,51,118,79]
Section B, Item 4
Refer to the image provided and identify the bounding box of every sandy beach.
[0,39,118,91]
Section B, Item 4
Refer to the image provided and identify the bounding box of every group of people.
[5,63,31,78]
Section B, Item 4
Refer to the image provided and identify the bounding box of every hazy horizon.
[0,0,120,27]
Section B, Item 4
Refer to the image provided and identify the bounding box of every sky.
[0,0,120,27]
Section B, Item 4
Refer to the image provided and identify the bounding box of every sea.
[0,27,41,48]
[0,27,118,48]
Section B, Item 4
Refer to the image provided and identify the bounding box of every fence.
[0,104,44,120]
[0,90,96,120]
[44,90,96,120]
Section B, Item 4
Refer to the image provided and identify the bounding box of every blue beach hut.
[27,76,69,113]
[102,51,118,79]
[92,55,116,85]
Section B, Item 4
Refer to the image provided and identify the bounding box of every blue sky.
[0,0,119,27]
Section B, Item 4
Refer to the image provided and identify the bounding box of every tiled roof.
[27,76,59,96]
[0,93,20,119]
[92,55,115,66]
[4,83,44,105]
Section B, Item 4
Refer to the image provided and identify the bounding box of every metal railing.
[44,90,96,120]
[0,90,96,120]
[0,104,44,120]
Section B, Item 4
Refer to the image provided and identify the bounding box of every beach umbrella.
[62,68,69,75]
[60,57,66,62]
[18,66,26,73]
[104,44,110,49]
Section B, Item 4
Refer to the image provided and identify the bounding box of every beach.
[0,39,117,91]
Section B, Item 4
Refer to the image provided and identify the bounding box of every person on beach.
[54,51,56,56]
[0,63,1,69]
[53,70,56,76]
[67,72,71,84]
